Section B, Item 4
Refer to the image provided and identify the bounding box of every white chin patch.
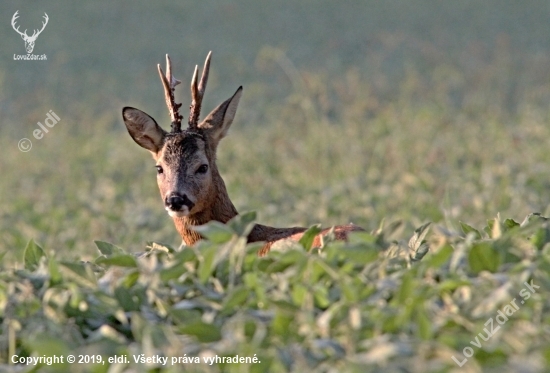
[166,206,189,218]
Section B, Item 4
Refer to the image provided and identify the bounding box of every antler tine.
[11,11,26,37]
[190,65,199,105]
[34,13,49,37]
[157,54,183,132]
[198,51,211,96]
[188,51,212,128]
[11,10,19,24]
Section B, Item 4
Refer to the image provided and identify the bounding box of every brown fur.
[251,223,364,256]
[122,53,363,256]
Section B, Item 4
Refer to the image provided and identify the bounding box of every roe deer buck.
[122,52,362,256]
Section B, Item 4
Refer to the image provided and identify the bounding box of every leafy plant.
[1,215,549,372]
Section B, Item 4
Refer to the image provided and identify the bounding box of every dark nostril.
[166,195,185,210]
[166,194,195,211]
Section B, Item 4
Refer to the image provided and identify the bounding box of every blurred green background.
[2,0,550,262]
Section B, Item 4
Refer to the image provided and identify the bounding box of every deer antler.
[188,51,212,128]
[11,11,27,38]
[31,13,49,38]
[158,55,183,132]
[11,11,49,39]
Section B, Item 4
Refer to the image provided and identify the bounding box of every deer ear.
[198,86,242,148]
[122,107,167,154]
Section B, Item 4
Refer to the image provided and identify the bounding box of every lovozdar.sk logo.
[11,10,48,60]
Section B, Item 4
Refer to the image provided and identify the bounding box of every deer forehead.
[159,132,210,170]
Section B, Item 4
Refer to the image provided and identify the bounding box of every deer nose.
[165,193,195,212]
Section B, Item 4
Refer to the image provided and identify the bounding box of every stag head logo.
[11,11,48,54]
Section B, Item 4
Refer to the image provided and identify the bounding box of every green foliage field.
[2,1,550,372]
[2,214,550,372]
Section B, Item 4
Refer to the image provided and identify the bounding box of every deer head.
[122,53,242,238]
[11,11,49,54]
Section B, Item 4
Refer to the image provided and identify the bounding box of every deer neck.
[172,172,238,246]
[248,224,307,243]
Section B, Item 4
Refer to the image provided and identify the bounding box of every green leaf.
[299,224,322,250]
[160,262,187,282]
[396,271,414,304]
[59,262,97,288]
[94,240,125,256]
[23,239,46,271]
[272,311,293,340]
[271,300,300,313]
[468,242,500,274]
[95,254,137,268]
[341,279,359,302]
[223,287,250,311]
[48,257,62,285]
[114,286,140,311]
[530,227,550,250]
[179,322,221,343]
[122,270,140,288]
[174,247,197,263]
[24,335,70,361]
[437,279,471,292]
[309,260,332,283]
[415,306,432,340]
[243,272,258,287]
[425,244,453,267]
[228,211,257,237]
[313,286,330,308]
[460,221,482,239]
[411,242,430,261]
[265,250,306,273]
[520,212,548,227]
[348,231,377,244]
[291,284,308,306]
[340,246,379,265]
[503,218,520,231]
[198,244,218,283]
[409,223,431,261]
[193,221,235,244]
[409,222,431,251]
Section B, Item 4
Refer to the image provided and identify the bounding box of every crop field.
[1,1,550,372]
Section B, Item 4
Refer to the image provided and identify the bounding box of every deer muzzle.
[165,193,195,217]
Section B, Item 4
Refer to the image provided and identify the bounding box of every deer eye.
[196,164,208,174]
[155,165,164,174]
